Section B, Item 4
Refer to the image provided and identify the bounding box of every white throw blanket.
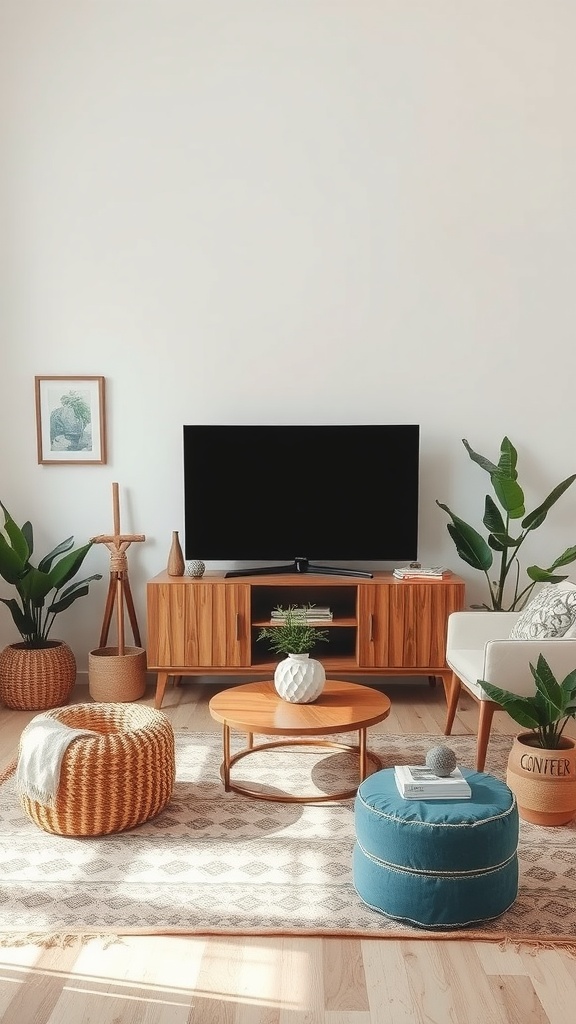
[16,716,99,807]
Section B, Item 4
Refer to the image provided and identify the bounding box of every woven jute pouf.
[18,702,175,837]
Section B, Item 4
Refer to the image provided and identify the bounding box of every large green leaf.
[17,566,53,604]
[462,439,500,476]
[0,597,35,637]
[491,475,525,518]
[0,504,30,563]
[531,656,564,718]
[526,566,570,583]
[549,546,576,569]
[560,668,576,701]
[496,437,518,479]
[0,534,26,584]
[482,495,520,547]
[436,503,493,570]
[49,584,90,614]
[481,656,576,735]
[522,475,576,531]
[46,543,93,590]
[478,679,542,729]
[37,537,75,574]
[488,535,506,552]
[526,546,576,583]
[49,574,102,614]
[21,521,33,558]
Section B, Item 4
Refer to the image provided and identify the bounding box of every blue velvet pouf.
[353,768,519,929]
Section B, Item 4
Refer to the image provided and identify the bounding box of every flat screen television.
[183,424,420,578]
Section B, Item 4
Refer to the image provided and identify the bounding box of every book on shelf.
[270,607,333,620]
[394,764,471,800]
[393,566,452,580]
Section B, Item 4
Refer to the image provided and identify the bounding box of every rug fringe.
[0,932,122,950]
[0,929,574,957]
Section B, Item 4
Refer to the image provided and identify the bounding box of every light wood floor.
[0,677,574,1024]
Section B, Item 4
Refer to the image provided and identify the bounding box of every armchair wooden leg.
[476,701,496,772]
[444,672,461,737]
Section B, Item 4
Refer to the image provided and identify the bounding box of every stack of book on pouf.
[394,763,472,800]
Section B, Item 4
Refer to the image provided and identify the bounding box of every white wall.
[1,1,576,670]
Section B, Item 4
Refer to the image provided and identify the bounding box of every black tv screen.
[183,425,420,576]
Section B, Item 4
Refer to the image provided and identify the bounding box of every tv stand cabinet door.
[147,580,250,669]
[357,579,464,671]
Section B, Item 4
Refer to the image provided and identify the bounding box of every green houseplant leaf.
[480,655,576,748]
[438,438,576,610]
[436,505,493,571]
[0,504,102,647]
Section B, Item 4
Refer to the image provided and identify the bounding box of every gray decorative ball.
[186,560,205,578]
[425,744,457,777]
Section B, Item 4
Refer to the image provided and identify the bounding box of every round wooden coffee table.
[208,679,391,803]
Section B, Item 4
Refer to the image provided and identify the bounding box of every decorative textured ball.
[186,560,206,578]
[425,744,457,777]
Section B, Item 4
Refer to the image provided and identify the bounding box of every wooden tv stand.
[146,570,465,709]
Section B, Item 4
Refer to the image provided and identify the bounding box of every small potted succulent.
[257,604,329,703]
[0,502,102,709]
[481,654,576,825]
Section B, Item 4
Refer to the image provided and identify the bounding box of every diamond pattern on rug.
[0,731,574,937]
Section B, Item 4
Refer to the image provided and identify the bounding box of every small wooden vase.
[167,531,185,576]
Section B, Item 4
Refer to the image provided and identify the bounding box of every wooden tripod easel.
[91,482,145,654]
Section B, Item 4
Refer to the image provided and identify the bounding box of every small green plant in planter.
[480,654,576,749]
[437,436,576,611]
[0,502,102,647]
[0,502,102,711]
[257,604,330,655]
[480,655,576,825]
[257,605,330,704]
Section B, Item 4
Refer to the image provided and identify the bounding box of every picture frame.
[35,376,107,465]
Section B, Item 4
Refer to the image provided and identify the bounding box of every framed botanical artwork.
[35,376,107,465]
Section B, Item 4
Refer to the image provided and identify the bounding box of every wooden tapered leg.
[444,672,461,736]
[439,671,452,704]
[476,701,496,772]
[99,577,117,647]
[123,576,142,647]
[154,671,169,710]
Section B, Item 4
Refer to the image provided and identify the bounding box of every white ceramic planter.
[274,653,326,703]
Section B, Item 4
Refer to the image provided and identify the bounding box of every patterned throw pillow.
[509,584,576,639]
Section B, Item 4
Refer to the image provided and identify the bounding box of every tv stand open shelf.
[146,570,465,709]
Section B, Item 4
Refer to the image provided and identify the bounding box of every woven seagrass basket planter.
[18,702,175,836]
[506,732,576,826]
[88,645,147,702]
[0,640,76,710]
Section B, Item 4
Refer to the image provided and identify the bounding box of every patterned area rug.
[0,730,575,943]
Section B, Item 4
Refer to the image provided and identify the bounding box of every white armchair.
[444,610,576,771]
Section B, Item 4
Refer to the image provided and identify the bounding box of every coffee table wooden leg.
[359,727,367,782]
[246,732,253,749]
[223,724,231,791]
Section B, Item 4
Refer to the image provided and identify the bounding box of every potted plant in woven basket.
[481,654,576,825]
[257,604,330,703]
[0,502,102,710]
